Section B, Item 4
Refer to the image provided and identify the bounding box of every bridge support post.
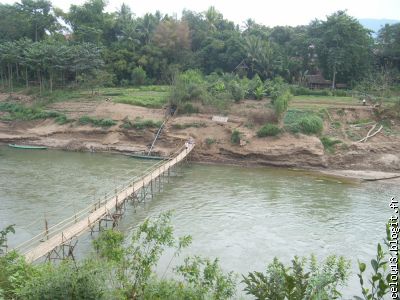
[151,177,154,199]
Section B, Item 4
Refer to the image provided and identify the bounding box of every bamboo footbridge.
[13,144,194,263]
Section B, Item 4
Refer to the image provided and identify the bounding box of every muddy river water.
[1,146,398,298]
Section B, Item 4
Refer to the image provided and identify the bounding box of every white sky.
[1,0,399,27]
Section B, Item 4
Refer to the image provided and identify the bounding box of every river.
[0,146,398,299]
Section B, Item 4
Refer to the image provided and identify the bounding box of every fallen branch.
[357,123,376,142]
[357,124,383,143]
[363,125,383,142]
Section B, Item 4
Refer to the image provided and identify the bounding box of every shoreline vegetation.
[0,211,398,299]
[0,0,399,298]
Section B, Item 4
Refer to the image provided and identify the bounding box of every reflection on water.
[1,147,398,298]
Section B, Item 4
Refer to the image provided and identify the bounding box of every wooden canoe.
[8,144,47,150]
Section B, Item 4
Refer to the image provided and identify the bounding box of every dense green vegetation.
[0,102,68,123]
[0,1,398,94]
[122,117,162,129]
[0,214,398,299]
[78,115,116,127]
[257,123,281,137]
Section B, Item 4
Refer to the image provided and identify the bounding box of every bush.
[243,255,350,300]
[0,102,67,122]
[297,115,323,134]
[248,110,277,125]
[131,67,147,86]
[180,103,199,114]
[231,130,241,144]
[54,114,70,125]
[257,124,281,137]
[284,110,324,135]
[17,259,110,299]
[168,70,208,108]
[78,116,117,127]
[320,136,342,153]
[122,117,162,130]
[265,76,286,102]
[274,89,291,118]
[247,74,264,99]
[228,81,245,102]
[205,138,216,145]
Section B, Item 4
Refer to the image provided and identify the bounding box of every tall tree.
[376,23,400,70]
[309,11,373,87]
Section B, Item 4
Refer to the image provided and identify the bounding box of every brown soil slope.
[1,94,400,174]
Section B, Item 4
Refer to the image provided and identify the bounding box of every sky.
[1,0,399,27]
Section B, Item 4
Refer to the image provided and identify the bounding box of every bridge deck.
[22,145,194,263]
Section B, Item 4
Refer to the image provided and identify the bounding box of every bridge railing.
[12,144,188,256]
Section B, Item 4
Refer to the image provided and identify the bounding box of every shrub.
[247,74,264,99]
[180,103,199,114]
[131,67,147,86]
[0,102,67,122]
[168,70,208,108]
[243,255,350,300]
[54,114,70,125]
[248,110,277,125]
[122,117,162,130]
[17,259,109,299]
[231,130,241,144]
[320,136,342,153]
[205,138,216,145]
[172,122,206,129]
[228,81,245,102]
[274,89,291,118]
[257,124,281,137]
[78,116,117,127]
[265,76,286,102]
[297,115,323,134]
[284,110,324,135]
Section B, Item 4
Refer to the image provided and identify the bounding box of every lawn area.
[100,85,170,108]
[290,95,361,110]
[1,85,170,109]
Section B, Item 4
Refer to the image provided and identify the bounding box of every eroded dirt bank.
[1,94,400,181]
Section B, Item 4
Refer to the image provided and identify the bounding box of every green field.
[100,86,170,108]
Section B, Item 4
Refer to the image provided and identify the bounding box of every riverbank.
[1,92,400,182]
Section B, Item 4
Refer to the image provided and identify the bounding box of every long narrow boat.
[8,144,47,150]
[127,153,166,160]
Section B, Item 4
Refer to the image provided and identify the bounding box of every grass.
[172,122,206,129]
[290,95,359,110]
[78,115,117,127]
[0,102,70,124]
[320,136,342,153]
[347,118,373,125]
[332,121,341,129]
[100,86,169,108]
[205,138,216,145]
[122,117,162,129]
[231,130,241,145]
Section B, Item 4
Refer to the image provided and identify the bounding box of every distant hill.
[359,18,399,36]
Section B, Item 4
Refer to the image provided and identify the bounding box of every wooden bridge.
[13,144,194,263]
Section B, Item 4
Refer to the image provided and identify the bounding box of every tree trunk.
[331,68,336,90]
[49,71,53,93]
[16,63,19,83]
[8,63,13,93]
[25,67,28,89]
[0,69,4,89]
[38,71,42,95]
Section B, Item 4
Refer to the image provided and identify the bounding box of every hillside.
[1,89,400,180]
